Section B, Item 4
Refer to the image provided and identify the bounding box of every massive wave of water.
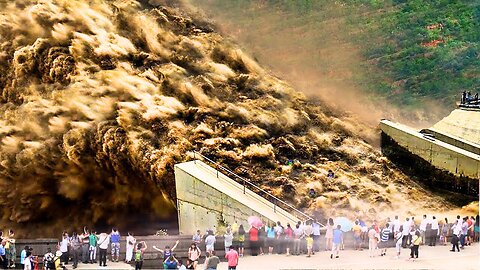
[0,0,465,236]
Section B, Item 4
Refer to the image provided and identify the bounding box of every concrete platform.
[430,109,480,146]
[198,243,479,270]
[64,261,133,270]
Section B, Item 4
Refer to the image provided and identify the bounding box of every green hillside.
[188,0,480,116]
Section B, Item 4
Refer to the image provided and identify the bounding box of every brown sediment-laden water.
[0,0,476,237]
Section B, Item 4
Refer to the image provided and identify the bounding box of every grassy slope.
[188,0,480,119]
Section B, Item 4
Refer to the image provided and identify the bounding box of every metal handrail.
[192,151,315,224]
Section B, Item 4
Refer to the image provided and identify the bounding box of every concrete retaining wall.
[174,160,301,235]
[380,120,480,180]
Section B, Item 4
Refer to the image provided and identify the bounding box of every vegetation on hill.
[188,0,480,117]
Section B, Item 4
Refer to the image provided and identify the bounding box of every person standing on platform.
[312,220,321,252]
[110,228,121,262]
[258,225,266,255]
[394,228,403,259]
[0,240,7,269]
[98,232,110,267]
[460,217,468,248]
[20,246,29,269]
[225,228,234,254]
[325,218,334,251]
[266,223,275,255]
[70,232,81,269]
[419,215,428,245]
[187,243,201,269]
[247,226,258,256]
[352,221,362,251]
[330,225,343,259]
[306,234,313,257]
[88,230,98,264]
[284,224,293,256]
[409,231,422,261]
[393,216,401,235]
[450,220,461,252]
[6,230,16,268]
[59,232,69,266]
[205,231,216,256]
[80,228,90,264]
[192,230,202,246]
[440,218,450,246]
[274,221,285,254]
[474,215,479,242]
[134,241,147,270]
[293,223,303,256]
[379,223,391,256]
[125,232,136,263]
[430,216,439,246]
[225,246,239,270]
[367,225,378,257]
[402,217,411,248]
[22,251,32,270]
[43,248,55,270]
[237,225,245,257]
[204,251,220,270]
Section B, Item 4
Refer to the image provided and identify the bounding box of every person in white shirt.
[401,218,411,248]
[125,232,136,263]
[293,224,304,256]
[419,215,428,245]
[393,216,401,233]
[97,233,110,267]
[204,231,216,256]
[451,220,461,252]
[23,251,32,270]
[456,215,463,230]
[429,216,439,246]
[312,220,321,252]
[274,221,285,254]
[43,248,54,270]
[59,233,69,266]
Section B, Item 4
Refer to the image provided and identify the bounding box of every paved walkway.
[65,261,133,269]
[199,243,479,270]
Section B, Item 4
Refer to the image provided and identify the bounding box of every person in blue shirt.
[0,240,7,269]
[110,228,121,262]
[20,246,29,269]
[266,224,276,255]
[330,225,343,259]
[164,254,178,269]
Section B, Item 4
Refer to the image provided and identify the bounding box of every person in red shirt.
[225,246,239,270]
[248,226,259,256]
[466,216,474,245]
[373,220,380,234]
[284,224,294,256]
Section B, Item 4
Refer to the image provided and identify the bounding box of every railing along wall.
[192,151,320,225]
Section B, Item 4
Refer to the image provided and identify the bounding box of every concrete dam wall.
[380,111,479,196]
